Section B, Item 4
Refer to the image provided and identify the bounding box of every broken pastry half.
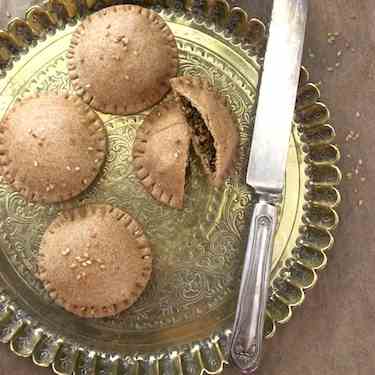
[171,75,239,187]
[132,98,192,209]
[133,75,239,209]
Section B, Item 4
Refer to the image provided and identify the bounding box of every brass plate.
[0,1,341,374]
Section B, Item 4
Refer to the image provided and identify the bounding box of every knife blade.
[229,0,308,372]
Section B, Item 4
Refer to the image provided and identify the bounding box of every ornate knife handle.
[229,199,278,373]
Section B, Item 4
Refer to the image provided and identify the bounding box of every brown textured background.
[0,0,374,374]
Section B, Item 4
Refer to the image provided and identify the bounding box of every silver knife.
[229,0,308,372]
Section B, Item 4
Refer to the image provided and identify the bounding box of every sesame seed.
[46,186,50,192]
[125,75,129,80]
[28,128,32,134]
[82,262,88,267]
[83,179,88,184]
[358,200,364,207]
[34,160,38,167]
[358,159,363,165]
[354,188,359,193]
[346,154,352,158]
[84,252,89,258]
[86,260,92,265]
[327,67,334,72]
[334,32,340,37]
[337,50,343,57]
[70,263,77,269]
[100,265,106,270]
[85,84,91,89]
[96,258,103,264]
[94,159,99,164]
[356,112,361,118]
[88,146,94,151]
[346,172,352,180]
[134,51,138,56]
[351,48,356,53]
[346,42,351,49]
[66,166,72,171]
[75,166,81,172]
[62,248,71,256]
[75,256,83,262]
[335,62,341,68]
[76,274,81,280]
[361,177,366,182]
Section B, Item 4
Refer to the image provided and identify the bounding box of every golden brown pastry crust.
[38,204,152,318]
[68,5,179,115]
[0,92,107,203]
[170,76,239,187]
[132,99,192,209]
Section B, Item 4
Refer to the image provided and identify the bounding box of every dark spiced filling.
[180,97,217,173]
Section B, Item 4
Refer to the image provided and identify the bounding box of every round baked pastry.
[38,204,152,318]
[0,92,107,203]
[133,99,192,209]
[170,76,239,187]
[68,5,179,115]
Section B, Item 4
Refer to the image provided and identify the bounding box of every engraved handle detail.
[229,200,278,373]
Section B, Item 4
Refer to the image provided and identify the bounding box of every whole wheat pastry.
[38,204,152,318]
[0,92,107,203]
[132,99,192,209]
[67,5,179,115]
[170,76,239,187]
